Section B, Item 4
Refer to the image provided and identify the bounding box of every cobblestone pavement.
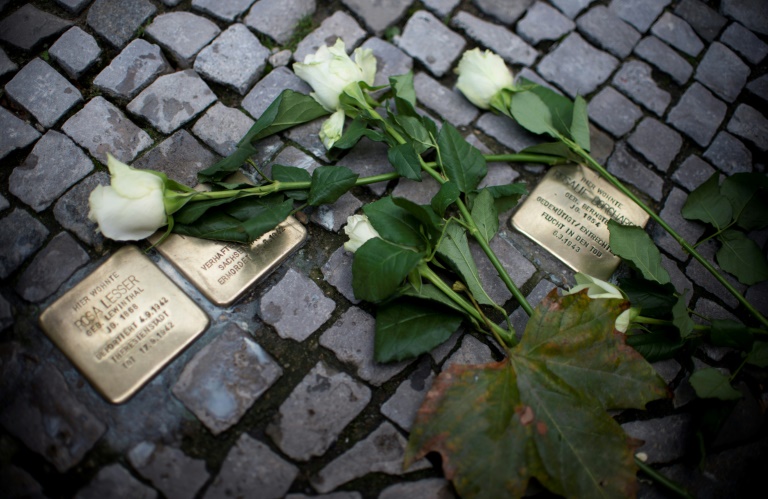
[1,0,767,497]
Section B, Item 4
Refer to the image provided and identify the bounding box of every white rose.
[88,154,168,241]
[319,109,346,150]
[566,273,636,332]
[293,38,377,112]
[455,48,514,110]
[343,214,381,253]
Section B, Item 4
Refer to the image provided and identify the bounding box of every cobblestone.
[337,139,394,196]
[474,235,537,305]
[414,72,478,126]
[672,155,716,192]
[322,247,358,304]
[259,268,335,341]
[667,82,727,147]
[612,60,671,116]
[588,86,643,137]
[192,102,255,157]
[686,241,747,309]
[634,36,693,86]
[721,0,768,36]
[652,187,706,262]
[0,47,15,77]
[517,2,575,45]
[453,12,537,67]
[145,12,220,68]
[245,0,317,45]
[509,279,559,339]
[650,12,704,57]
[443,334,495,370]
[56,0,91,14]
[9,131,93,212]
[93,39,171,100]
[674,0,726,42]
[269,146,321,178]
[606,143,664,201]
[128,442,209,499]
[0,107,40,160]
[423,0,460,17]
[0,209,49,279]
[294,11,366,63]
[77,464,156,499]
[627,117,682,172]
[0,4,71,51]
[0,194,8,212]
[361,38,413,88]
[172,324,283,435]
[577,5,641,59]
[695,42,750,103]
[242,66,311,120]
[192,0,256,22]
[379,478,456,499]
[721,23,768,65]
[49,27,101,79]
[473,0,532,24]
[194,24,270,95]
[133,130,218,187]
[86,0,156,49]
[381,360,434,431]
[537,33,619,98]
[397,10,465,78]
[342,0,410,34]
[476,112,539,152]
[5,58,83,129]
[15,232,89,303]
[267,361,371,460]
[54,172,109,248]
[549,0,591,19]
[610,0,670,33]
[703,132,752,175]
[311,192,364,232]
[622,414,692,464]
[727,104,768,152]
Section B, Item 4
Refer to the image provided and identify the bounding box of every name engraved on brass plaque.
[39,246,209,404]
[511,164,650,279]
[148,217,307,306]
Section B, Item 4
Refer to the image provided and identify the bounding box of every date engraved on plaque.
[511,164,649,279]
[39,246,209,404]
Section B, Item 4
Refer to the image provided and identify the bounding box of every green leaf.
[619,278,677,318]
[672,292,694,339]
[351,238,424,302]
[406,291,668,498]
[364,197,425,250]
[520,142,582,162]
[390,72,416,107]
[308,166,359,206]
[400,283,466,314]
[437,123,487,193]
[746,341,768,367]
[273,164,311,201]
[333,117,386,149]
[689,368,742,400]
[431,181,460,217]
[609,220,671,285]
[710,319,753,351]
[436,223,494,306]
[173,196,243,225]
[470,189,499,243]
[510,85,574,140]
[396,115,432,154]
[570,95,591,151]
[391,197,444,241]
[681,173,733,230]
[720,173,768,230]
[174,198,293,243]
[626,331,685,363]
[387,142,423,181]
[716,229,768,285]
[375,300,462,362]
[483,182,527,214]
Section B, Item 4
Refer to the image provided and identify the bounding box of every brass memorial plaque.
[148,217,307,306]
[511,164,649,279]
[39,246,209,404]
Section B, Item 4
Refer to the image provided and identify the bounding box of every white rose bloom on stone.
[343,214,381,253]
[88,154,168,241]
[320,109,346,150]
[566,273,637,333]
[455,48,514,110]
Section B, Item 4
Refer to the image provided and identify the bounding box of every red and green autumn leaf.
[405,290,670,498]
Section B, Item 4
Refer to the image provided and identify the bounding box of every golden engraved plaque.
[148,217,307,306]
[39,246,209,404]
[511,164,650,279]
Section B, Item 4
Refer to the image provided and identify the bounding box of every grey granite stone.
[577,5,642,58]
[587,124,614,172]
[0,351,106,472]
[0,107,40,160]
[687,241,747,309]
[509,279,560,339]
[342,0,410,34]
[0,209,49,279]
[609,0,670,32]
[9,131,93,212]
[0,295,13,331]
[0,465,44,498]
[337,139,394,196]
[746,281,768,317]
[194,24,270,95]
[285,118,329,163]
[472,0,532,24]
[294,10,366,63]
[0,47,16,77]
[650,12,704,57]
[145,12,221,68]
[0,194,8,212]
[633,36,693,86]
[260,268,335,341]
[517,2,575,44]
[192,0,256,21]
[397,10,466,78]
[245,0,316,45]
[443,334,495,370]
[267,361,371,460]
[667,83,727,147]
[653,357,682,384]
[128,70,217,134]
[422,0,460,17]
[414,72,478,127]
[674,0,726,42]
[695,42,750,103]
[320,307,412,385]
[549,0,591,19]
[452,12,537,66]
[192,102,255,157]
[242,66,311,120]
[379,479,456,499]
[537,33,619,98]
[361,37,414,88]
[476,112,539,152]
[93,39,171,100]
[627,117,682,172]
[727,104,768,152]
[381,360,435,431]
[16,232,89,302]
[56,0,91,14]
[606,142,663,201]
[54,172,108,248]
[268,146,321,178]
[49,27,101,79]
[622,414,692,464]
[588,86,643,137]
[86,0,156,49]
[133,130,218,188]
[322,247,358,303]
[612,60,671,116]
[721,0,768,36]
[76,464,156,499]
[311,192,364,232]
[704,132,752,175]
[128,443,209,499]
[311,422,431,493]
[473,234,537,305]
[391,173,442,205]
[721,23,768,64]
[5,59,83,129]
[204,435,298,499]
[269,49,292,67]
[430,329,462,365]
[288,494,361,499]
[0,4,71,51]
[62,96,152,163]
[651,187,706,261]
[172,324,283,435]
[672,155,716,192]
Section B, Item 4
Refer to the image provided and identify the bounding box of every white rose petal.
[343,214,381,253]
[455,48,514,110]
[320,109,346,150]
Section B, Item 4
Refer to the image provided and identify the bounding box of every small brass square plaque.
[39,246,209,404]
[149,217,307,306]
[511,164,650,279]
